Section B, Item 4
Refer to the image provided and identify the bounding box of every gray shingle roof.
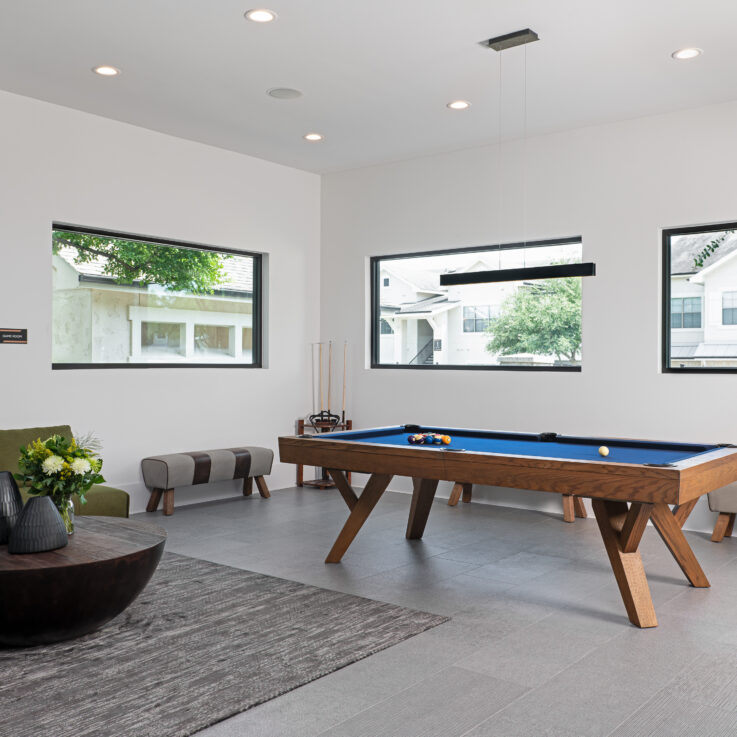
[396,295,459,314]
[383,265,445,294]
[670,231,737,275]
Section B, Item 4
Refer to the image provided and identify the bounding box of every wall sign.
[0,329,27,344]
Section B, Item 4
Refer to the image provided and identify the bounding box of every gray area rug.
[1,553,448,737]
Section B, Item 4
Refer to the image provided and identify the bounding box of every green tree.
[53,230,229,294]
[486,277,581,363]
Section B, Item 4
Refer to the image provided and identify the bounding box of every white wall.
[0,90,320,513]
[321,99,737,534]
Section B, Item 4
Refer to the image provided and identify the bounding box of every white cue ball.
[598,446,609,457]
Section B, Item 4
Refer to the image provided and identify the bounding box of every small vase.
[0,471,23,544]
[8,496,68,554]
[60,498,75,535]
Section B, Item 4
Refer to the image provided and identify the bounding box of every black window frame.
[463,305,494,333]
[722,291,737,326]
[370,236,583,372]
[670,297,702,329]
[52,223,263,370]
[662,220,737,373]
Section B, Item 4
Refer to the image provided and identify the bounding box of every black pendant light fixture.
[441,29,596,288]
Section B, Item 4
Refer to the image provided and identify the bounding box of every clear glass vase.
[59,498,75,535]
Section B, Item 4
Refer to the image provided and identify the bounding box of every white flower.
[42,455,64,475]
[71,458,91,475]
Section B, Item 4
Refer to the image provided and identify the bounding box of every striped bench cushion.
[141,447,273,490]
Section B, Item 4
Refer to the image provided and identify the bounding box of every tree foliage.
[53,230,229,293]
[486,277,582,363]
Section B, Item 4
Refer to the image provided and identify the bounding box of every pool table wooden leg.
[673,499,698,528]
[448,482,463,506]
[563,495,588,522]
[650,502,710,588]
[562,494,575,523]
[327,469,358,510]
[592,499,658,628]
[407,478,440,539]
[325,473,393,564]
[448,482,472,506]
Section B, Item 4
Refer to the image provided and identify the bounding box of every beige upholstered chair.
[708,484,737,542]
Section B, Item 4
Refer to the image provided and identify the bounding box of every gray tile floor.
[135,488,737,737]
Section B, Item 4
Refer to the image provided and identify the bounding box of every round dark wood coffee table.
[0,516,166,647]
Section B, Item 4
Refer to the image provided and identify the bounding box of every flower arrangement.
[15,434,104,533]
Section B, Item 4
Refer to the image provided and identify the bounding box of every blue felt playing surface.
[315,426,717,465]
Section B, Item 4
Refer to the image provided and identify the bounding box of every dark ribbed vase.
[0,471,23,545]
[8,496,68,554]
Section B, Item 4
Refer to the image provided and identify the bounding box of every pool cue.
[341,341,347,425]
[327,340,333,418]
[319,342,324,412]
[311,343,316,416]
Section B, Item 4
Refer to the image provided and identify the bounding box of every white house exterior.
[670,232,737,368]
[378,259,572,366]
[52,247,254,364]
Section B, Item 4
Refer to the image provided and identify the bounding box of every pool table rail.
[278,435,737,506]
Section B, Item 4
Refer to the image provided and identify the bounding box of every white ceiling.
[0,0,736,173]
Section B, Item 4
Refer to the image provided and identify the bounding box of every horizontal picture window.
[664,222,737,372]
[52,225,262,368]
[371,237,583,370]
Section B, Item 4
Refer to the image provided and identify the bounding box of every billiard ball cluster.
[408,433,451,445]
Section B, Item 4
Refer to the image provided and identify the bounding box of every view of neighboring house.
[52,246,255,364]
[669,231,737,368]
[378,243,582,367]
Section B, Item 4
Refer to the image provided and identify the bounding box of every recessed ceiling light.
[447,100,471,110]
[671,47,703,60]
[92,65,121,76]
[245,8,277,22]
[267,87,303,100]
[303,133,323,142]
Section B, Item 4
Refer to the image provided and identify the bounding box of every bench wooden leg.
[243,477,253,496]
[712,512,736,542]
[255,476,270,498]
[162,488,175,516]
[573,496,587,518]
[146,488,163,512]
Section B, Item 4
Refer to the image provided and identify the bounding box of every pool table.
[278,425,737,628]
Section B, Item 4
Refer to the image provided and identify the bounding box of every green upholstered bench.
[0,425,129,518]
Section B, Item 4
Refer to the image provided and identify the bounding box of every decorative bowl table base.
[0,516,166,647]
